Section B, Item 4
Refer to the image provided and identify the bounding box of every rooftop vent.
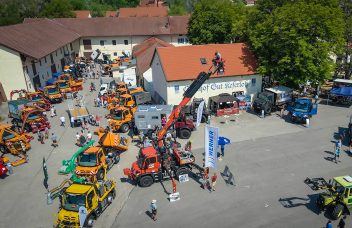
[200,58,207,65]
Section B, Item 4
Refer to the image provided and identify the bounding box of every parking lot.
[0,79,351,228]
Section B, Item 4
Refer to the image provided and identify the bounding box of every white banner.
[79,206,88,228]
[196,100,205,127]
[204,125,219,168]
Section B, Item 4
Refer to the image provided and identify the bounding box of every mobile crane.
[123,56,225,191]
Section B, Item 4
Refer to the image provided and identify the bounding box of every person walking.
[334,137,342,163]
[326,220,333,228]
[50,107,56,118]
[76,132,80,145]
[51,133,58,147]
[338,216,346,228]
[79,134,86,147]
[220,144,225,160]
[70,116,75,128]
[38,131,44,144]
[211,172,218,191]
[60,116,65,127]
[95,115,100,126]
[202,167,209,190]
[150,200,157,221]
[44,127,49,140]
[87,131,92,142]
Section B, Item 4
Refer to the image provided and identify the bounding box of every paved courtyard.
[0,79,351,228]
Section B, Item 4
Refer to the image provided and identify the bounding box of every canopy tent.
[330,87,352,97]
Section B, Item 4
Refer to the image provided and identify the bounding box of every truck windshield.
[31,95,41,101]
[62,193,86,212]
[331,180,345,194]
[28,113,39,120]
[78,153,97,167]
[111,111,123,120]
[257,93,269,101]
[293,102,309,112]
[59,82,69,88]
[47,88,59,95]
[2,130,15,140]
[137,155,145,169]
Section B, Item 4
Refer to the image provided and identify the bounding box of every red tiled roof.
[119,6,168,17]
[133,37,173,75]
[105,11,117,17]
[155,43,257,82]
[0,19,80,59]
[73,10,91,18]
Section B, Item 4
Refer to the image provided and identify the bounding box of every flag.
[43,157,49,190]
[196,100,205,127]
[79,206,88,228]
[204,125,219,168]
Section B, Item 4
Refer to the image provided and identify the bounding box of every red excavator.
[123,55,225,192]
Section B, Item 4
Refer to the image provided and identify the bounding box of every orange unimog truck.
[58,74,83,92]
[54,80,72,94]
[107,106,135,133]
[10,89,51,111]
[39,84,63,103]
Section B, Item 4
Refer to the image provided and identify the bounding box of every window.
[82,39,92,50]
[251,78,256,86]
[70,43,73,51]
[100,40,105,46]
[174,85,180,93]
[42,75,44,80]
[185,38,189,43]
[55,50,57,56]
[44,56,47,63]
[39,59,42,66]
[112,40,116,45]
[60,48,62,54]
[177,38,185,44]
[114,52,117,56]
[50,54,54,64]
[124,40,128,45]
[87,191,94,208]
[152,116,159,120]
[47,72,49,78]
[31,61,37,75]
[137,115,145,119]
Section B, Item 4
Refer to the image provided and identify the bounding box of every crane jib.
[183,72,211,98]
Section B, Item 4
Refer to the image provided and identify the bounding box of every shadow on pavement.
[120,177,135,186]
[278,194,320,215]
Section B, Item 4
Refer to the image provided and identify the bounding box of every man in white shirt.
[87,131,92,142]
[60,116,65,127]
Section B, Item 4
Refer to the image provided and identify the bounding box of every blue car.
[287,99,318,123]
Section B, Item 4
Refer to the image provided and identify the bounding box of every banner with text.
[205,125,219,168]
[196,100,205,127]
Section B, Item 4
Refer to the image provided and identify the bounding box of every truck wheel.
[201,115,207,123]
[84,215,94,228]
[331,204,344,220]
[97,169,105,180]
[107,192,114,204]
[120,123,129,133]
[138,175,154,187]
[264,106,271,114]
[0,145,8,154]
[114,154,120,164]
[176,168,188,180]
[179,128,191,139]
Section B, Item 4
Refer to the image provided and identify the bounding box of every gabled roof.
[105,10,117,17]
[133,37,173,75]
[155,43,257,82]
[73,10,91,18]
[0,19,80,59]
[118,6,168,17]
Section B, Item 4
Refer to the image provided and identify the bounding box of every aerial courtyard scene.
[0,0,352,228]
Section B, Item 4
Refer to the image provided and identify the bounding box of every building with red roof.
[150,43,261,105]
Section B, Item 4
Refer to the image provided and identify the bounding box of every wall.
[0,45,28,100]
[142,68,153,94]
[23,39,80,89]
[166,74,263,105]
[151,52,168,103]
[157,35,190,46]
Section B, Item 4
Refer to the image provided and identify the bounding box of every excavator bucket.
[98,131,129,152]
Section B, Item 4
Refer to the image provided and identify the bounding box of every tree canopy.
[42,0,75,18]
[249,0,345,86]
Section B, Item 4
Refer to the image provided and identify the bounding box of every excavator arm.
[157,61,225,147]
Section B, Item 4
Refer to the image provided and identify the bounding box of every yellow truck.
[54,180,116,228]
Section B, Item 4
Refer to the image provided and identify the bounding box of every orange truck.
[39,84,63,103]
[10,89,51,111]
[54,80,72,94]
[58,74,83,92]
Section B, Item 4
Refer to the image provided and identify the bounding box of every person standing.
[51,133,58,147]
[70,116,75,128]
[338,216,346,228]
[60,116,65,127]
[87,131,92,142]
[220,144,225,158]
[326,220,333,228]
[76,132,80,145]
[95,115,100,126]
[50,107,56,118]
[335,137,342,163]
[150,200,157,221]
[79,134,86,147]
[172,129,177,143]
[38,131,44,144]
[202,167,209,190]
[161,116,166,127]
[211,172,218,191]
[44,127,49,140]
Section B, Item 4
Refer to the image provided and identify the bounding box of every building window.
[31,61,37,75]
[251,78,256,86]
[55,50,57,56]
[42,75,44,80]
[112,40,116,45]
[50,54,54,64]
[174,85,180,94]
[47,72,49,78]
[114,52,117,56]
[70,43,73,51]
[152,116,159,120]
[60,48,62,54]
[185,38,189,43]
[44,56,47,63]
[39,59,42,66]
[177,38,185,44]
[124,40,128,45]
[100,40,105,46]
[83,39,92,50]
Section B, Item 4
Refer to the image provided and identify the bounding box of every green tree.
[249,0,345,87]
[169,0,187,15]
[188,0,237,44]
[42,0,75,18]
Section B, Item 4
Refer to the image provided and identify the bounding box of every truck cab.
[108,107,134,133]
[42,85,63,103]
[55,180,116,228]
[55,80,72,94]
[287,98,318,123]
[75,146,118,181]
[253,86,293,114]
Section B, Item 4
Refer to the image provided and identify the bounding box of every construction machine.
[8,100,50,133]
[55,79,72,94]
[124,57,225,191]
[0,123,31,167]
[10,89,51,111]
[107,106,135,133]
[53,179,116,228]
[39,84,63,103]
[58,74,83,92]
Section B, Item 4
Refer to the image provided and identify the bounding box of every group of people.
[75,130,92,147]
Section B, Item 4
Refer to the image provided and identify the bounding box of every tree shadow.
[278,194,320,215]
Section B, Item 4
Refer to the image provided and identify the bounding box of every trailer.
[67,105,91,127]
[131,92,152,105]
